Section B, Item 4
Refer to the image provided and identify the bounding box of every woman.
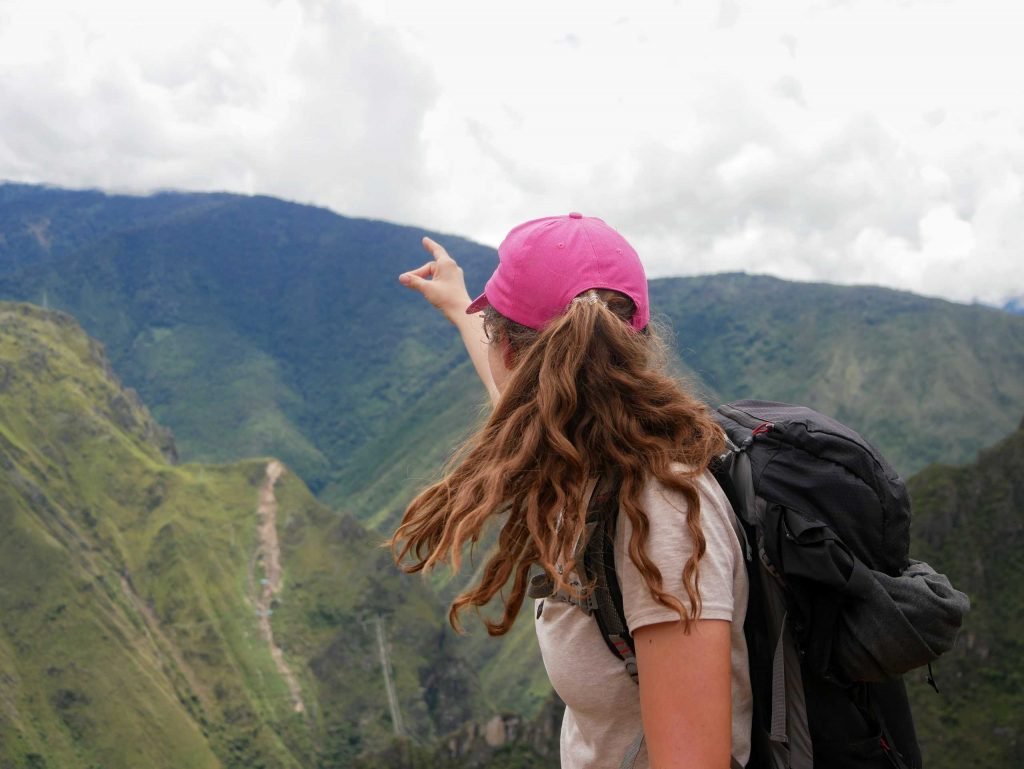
[393,214,752,769]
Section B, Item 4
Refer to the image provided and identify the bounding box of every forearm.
[399,236,498,405]
[452,309,498,405]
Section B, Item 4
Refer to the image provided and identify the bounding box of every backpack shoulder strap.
[581,461,751,687]
[582,470,639,684]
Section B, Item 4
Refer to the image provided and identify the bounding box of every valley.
[0,183,1021,767]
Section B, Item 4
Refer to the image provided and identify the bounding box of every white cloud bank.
[0,0,1022,304]
[0,0,436,217]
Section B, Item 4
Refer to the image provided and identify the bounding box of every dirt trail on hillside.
[255,460,306,714]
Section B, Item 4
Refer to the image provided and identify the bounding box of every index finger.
[404,261,436,279]
[422,236,453,263]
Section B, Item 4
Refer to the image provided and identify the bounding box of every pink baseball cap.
[466,213,649,331]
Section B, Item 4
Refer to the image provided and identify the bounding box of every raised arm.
[399,237,499,405]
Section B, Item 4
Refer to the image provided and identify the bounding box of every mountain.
[0,182,493,499]
[1,183,1023,540]
[905,417,1024,769]
[0,301,483,768]
[651,275,1024,475]
[2,299,1018,769]
[1,183,1022,766]
[1003,296,1024,315]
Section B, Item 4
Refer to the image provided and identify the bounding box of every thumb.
[399,272,427,290]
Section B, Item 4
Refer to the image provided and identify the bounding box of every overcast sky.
[1,0,1022,305]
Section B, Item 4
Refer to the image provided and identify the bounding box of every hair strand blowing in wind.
[390,289,725,635]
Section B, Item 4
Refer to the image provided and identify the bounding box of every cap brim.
[466,292,490,315]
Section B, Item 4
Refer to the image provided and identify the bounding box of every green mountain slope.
[2,184,1022,761]
[0,184,498,503]
[0,302,482,768]
[0,304,222,768]
[652,275,1024,475]
[1,183,1021,767]
[1,184,1022,537]
[906,418,1024,769]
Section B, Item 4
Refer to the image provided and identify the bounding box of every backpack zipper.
[718,403,775,436]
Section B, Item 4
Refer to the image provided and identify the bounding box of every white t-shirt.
[534,470,752,769]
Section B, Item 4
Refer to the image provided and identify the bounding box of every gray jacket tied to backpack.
[832,559,969,684]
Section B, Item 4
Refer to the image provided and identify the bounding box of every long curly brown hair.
[390,289,725,635]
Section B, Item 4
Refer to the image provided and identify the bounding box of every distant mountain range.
[0,183,1021,768]
[1,182,1022,532]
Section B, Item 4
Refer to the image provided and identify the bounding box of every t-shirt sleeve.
[614,470,740,634]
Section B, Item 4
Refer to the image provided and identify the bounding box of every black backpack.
[571,401,969,769]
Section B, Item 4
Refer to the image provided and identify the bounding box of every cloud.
[0,0,1021,305]
[0,0,437,217]
[717,0,741,29]
[773,75,805,107]
[252,2,437,217]
[400,0,1024,306]
[590,106,1023,304]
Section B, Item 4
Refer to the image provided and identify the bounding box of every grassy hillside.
[1,303,1015,767]
[0,302,483,768]
[0,303,224,768]
[905,419,1024,769]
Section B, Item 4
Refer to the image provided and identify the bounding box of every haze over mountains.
[0,182,1021,768]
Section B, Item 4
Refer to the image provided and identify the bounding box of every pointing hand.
[399,237,473,324]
